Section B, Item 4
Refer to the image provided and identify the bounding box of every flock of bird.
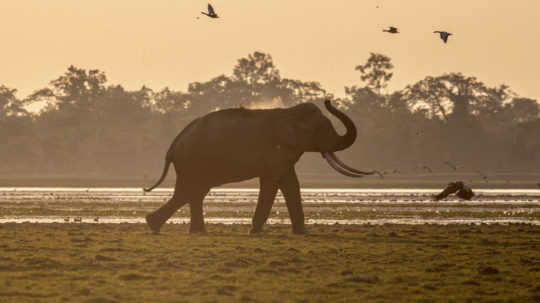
[374,161,490,183]
[383,26,452,43]
[64,216,99,223]
[199,4,452,44]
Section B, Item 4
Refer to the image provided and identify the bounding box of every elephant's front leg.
[279,168,306,234]
[250,177,278,234]
[188,189,210,233]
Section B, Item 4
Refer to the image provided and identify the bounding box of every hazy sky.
[1,0,539,101]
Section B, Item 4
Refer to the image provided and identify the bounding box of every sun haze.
[1,0,539,100]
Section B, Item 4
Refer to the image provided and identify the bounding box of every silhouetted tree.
[403,73,511,123]
[0,86,37,173]
[232,52,280,96]
[2,53,540,181]
[503,97,540,124]
[354,53,394,95]
[187,52,330,113]
[0,86,26,117]
[152,87,190,113]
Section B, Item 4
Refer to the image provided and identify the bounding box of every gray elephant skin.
[144,100,376,234]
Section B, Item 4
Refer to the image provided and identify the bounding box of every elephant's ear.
[274,122,298,149]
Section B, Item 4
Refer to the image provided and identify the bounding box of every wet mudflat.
[1,188,539,224]
[0,223,538,303]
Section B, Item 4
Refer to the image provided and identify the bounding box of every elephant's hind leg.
[250,177,279,234]
[145,180,190,234]
[279,168,306,234]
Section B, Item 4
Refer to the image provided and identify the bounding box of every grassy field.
[0,223,538,302]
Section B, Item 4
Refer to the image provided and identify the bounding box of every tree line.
[1,52,539,181]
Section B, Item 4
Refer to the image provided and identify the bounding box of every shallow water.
[0,216,537,225]
[1,187,540,203]
[1,187,538,225]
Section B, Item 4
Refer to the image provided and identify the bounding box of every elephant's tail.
[143,158,171,192]
[143,118,199,192]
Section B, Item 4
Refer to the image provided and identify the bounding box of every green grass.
[0,223,538,302]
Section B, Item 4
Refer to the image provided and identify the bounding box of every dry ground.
[0,223,538,302]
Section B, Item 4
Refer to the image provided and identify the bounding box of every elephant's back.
[171,109,278,170]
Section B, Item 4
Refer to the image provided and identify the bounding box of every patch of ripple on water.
[1,188,538,225]
[1,188,539,205]
[0,216,537,225]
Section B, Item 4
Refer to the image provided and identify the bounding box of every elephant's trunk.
[324,100,356,151]
[322,100,382,179]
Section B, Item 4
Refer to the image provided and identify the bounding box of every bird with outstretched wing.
[434,31,452,43]
[201,3,219,18]
[383,26,399,34]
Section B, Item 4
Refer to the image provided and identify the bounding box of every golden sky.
[1,0,539,100]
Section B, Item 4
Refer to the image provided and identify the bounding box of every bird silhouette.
[434,31,452,43]
[444,161,457,171]
[201,3,219,18]
[417,164,433,173]
[383,26,399,34]
[475,170,489,183]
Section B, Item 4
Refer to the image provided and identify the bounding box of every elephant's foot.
[189,225,207,234]
[145,213,163,234]
[248,227,264,235]
[292,226,307,235]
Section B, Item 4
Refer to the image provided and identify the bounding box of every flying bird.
[444,161,457,171]
[475,170,489,183]
[201,3,219,18]
[416,164,433,173]
[383,26,399,34]
[434,31,452,43]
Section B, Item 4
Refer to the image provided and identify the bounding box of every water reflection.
[0,216,537,225]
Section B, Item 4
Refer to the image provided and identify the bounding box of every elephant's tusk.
[324,155,365,178]
[322,152,383,179]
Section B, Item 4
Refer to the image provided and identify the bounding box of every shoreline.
[1,176,539,189]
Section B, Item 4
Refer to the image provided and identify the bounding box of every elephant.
[144,100,378,234]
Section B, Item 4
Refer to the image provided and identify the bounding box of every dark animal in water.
[434,181,474,201]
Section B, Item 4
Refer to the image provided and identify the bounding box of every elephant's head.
[277,100,379,178]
